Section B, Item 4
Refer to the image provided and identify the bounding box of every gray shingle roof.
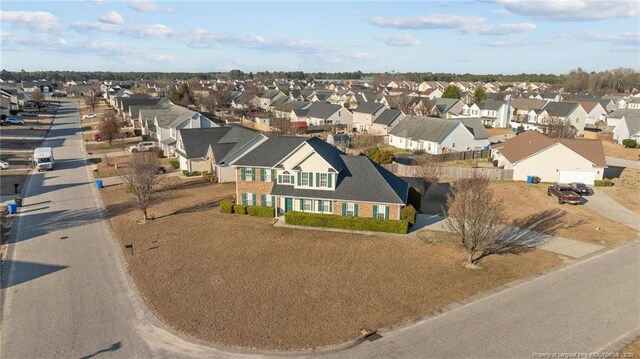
[353,102,385,114]
[178,126,261,161]
[232,136,308,167]
[304,136,346,172]
[389,116,457,142]
[624,116,640,136]
[372,108,403,126]
[476,99,506,111]
[542,102,579,117]
[458,118,490,139]
[271,154,408,204]
[305,102,343,120]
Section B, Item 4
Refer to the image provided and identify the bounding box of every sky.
[1,0,639,74]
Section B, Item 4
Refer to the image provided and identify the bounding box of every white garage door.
[557,170,596,185]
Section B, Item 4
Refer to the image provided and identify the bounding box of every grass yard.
[486,128,514,137]
[599,168,640,214]
[601,140,640,161]
[85,137,142,155]
[93,154,175,178]
[0,173,28,197]
[490,181,637,245]
[101,177,563,350]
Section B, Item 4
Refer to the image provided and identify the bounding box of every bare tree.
[388,92,415,115]
[85,95,99,113]
[120,152,160,223]
[545,116,576,139]
[414,154,444,191]
[446,176,526,266]
[98,110,121,146]
[30,90,45,108]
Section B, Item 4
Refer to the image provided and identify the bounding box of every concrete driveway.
[606,156,640,170]
[586,189,640,231]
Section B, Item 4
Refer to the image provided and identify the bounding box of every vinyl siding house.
[612,115,640,143]
[175,126,267,182]
[290,102,352,126]
[388,116,490,154]
[369,108,405,135]
[459,100,510,128]
[231,136,409,219]
[491,131,606,184]
[541,102,587,135]
[352,102,387,132]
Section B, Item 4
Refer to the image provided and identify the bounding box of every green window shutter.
[299,199,304,210]
[271,196,275,206]
[260,168,265,181]
[261,194,266,206]
[241,167,246,181]
[373,205,378,218]
[329,201,333,213]
[241,193,246,205]
[278,174,282,183]
[354,204,359,217]
[316,173,320,187]
[385,206,390,220]
[252,194,256,205]
[251,168,256,181]
[297,173,301,186]
[271,169,275,182]
[309,172,313,187]
[341,202,346,216]
[328,173,332,188]
[317,200,322,212]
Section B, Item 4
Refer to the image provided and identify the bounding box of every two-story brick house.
[231,136,409,220]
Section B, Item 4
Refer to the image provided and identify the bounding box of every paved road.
[2,100,638,358]
[320,238,640,359]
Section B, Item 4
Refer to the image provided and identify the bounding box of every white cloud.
[71,21,176,39]
[481,38,547,47]
[370,14,485,30]
[345,51,376,60]
[88,0,108,4]
[0,11,60,31]
[99,11,124,25]
[375,33,421,47]
[464,22,537,35]
[127,0,171,12]
[490,0,640,21]
[491,8,510,15]
[584,32,640,47]
[145,54,176,62]
[187,29,266,48]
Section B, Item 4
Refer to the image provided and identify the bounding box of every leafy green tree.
[473,87,486,102]
[367,147,396,164]
[442,85,461,99]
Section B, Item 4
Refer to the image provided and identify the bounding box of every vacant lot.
[102,177,562,350]
[599,168,640,214]
[601,140,640,161]
[491,181,637,245]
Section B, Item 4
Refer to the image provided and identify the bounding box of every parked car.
[129,141,157,153]
[547,184,582,205]
[4,117,25,125]
[21,112,38,118]
[82,113,96,119]
[92,133,102,141]
[569,182,591,195]
[0,160,9,169]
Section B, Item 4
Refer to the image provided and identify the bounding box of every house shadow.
[0,260,68,289]
[421,182,452,216]
[603,166,625,179]
[12,208,105,243]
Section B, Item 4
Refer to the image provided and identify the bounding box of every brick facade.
[236,168,275,205]
[333,200,401,220]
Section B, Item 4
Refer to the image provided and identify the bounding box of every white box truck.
[33,147,54,171]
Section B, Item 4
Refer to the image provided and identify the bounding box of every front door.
[285,197,293,213]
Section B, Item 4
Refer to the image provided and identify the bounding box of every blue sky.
[1,0,639,74]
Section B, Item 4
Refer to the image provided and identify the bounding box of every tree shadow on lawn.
[500,208,578,249]
[151,198,222,220]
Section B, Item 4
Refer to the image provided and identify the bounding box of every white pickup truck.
[128,141,157,153]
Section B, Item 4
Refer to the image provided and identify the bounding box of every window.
[375,205,386,219]
[301,172,310,186]
[279,174,292,184]
[264,195,273,206]
[452,143,456,148]
[346,203,355,216]
[245,168,253,181]
[322,201,331,213]
[319,173,328,187]
[244,192,254,206]
[303,199,313,211]
[264,169,271,182]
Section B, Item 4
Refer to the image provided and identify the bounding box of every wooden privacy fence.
[428,149,490,162]
[382,162,514,181]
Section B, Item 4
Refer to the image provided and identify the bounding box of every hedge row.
[221,199,274,217]
[247,206,276,217]
[594,178,614,187]
[220,199,234,213]
[284,211,409,234]
[232,204,247,214]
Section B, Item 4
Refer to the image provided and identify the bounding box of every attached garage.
[557,170,596,185]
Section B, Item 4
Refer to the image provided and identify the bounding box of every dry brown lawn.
[102,177,563,350]
[92,154,174,178]
[486,128,514,137]
[601,140,640,161]
[618,336,640,357]
[599,168,640,214]
[85,137,142,155]
[490,181,637,245]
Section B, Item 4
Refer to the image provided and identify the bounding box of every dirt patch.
[601,140,640,161]
[491,181,637,245]
[599,168,640,214]
[102,177,562,350]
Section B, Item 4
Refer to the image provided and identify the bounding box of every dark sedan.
[569,182,591,195]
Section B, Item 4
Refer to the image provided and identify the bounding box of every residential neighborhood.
[1,1,639,358]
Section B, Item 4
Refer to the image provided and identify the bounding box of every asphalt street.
[1,100,638,359]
